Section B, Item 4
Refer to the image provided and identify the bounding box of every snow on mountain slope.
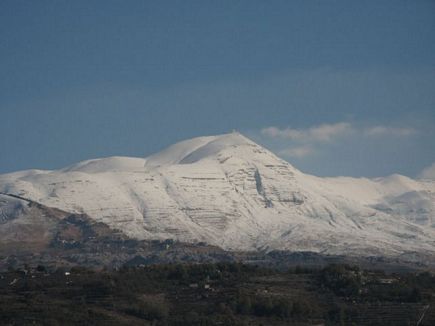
[1,132,434,257]
[145,135,217,167]
[62,156,147,173]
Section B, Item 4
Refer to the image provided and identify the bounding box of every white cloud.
[260,122,420,165]
[419,163,435,179]
[262,123,417,144]
[363,126,417,137]
[261,122,353,143]
[278,146,315,158]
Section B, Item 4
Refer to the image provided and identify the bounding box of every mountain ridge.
[1,132,434,260]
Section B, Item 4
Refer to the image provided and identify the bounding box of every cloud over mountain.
[363,126,417,137]
[262,122,417,143]
[420,163,435,180]
[259,122,421,171]
[261,122,352,143]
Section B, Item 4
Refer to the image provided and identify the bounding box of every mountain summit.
[145,132,258,167]
[1,133,434,259]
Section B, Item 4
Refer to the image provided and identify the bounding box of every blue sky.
[1,0,434,177]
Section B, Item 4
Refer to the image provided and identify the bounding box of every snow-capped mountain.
[1,132,434,258]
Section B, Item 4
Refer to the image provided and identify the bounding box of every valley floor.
[1,263,435,325]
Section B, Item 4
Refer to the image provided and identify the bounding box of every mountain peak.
[214,131,253,143]
[145,132,257,167]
